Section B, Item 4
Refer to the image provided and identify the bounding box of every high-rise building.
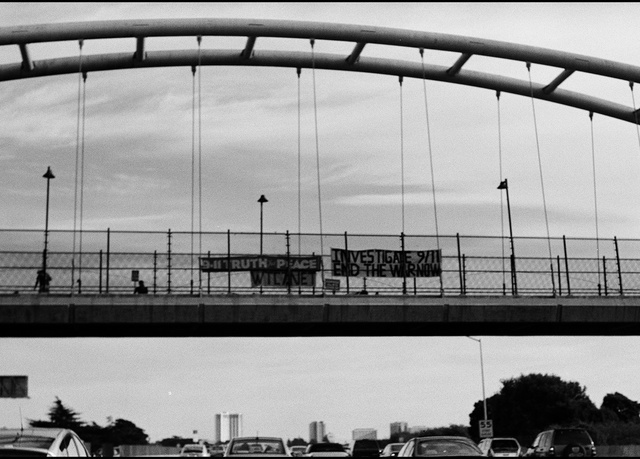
[390,422,408,437]
[215,412,243,443]
[352,428,377,440]
[309,421,326,443]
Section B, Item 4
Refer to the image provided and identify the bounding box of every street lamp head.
[497,179,507,190]
[43,166,55,180]
[258,195,268,204]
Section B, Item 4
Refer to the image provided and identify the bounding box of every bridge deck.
[1,294,639,337]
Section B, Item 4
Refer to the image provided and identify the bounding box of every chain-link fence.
[1,229,637,297]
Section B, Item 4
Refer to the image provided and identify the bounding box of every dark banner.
[331,248,441,278]
[200,255,321,273]
[250,270,317,287]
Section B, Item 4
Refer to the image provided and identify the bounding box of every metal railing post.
[603,256,608,296]
[344,231,350,295]
[614,236,623,295]
[227,230,231,295]
[106,228,110,294]
[457,233,463,295]
[563,235,571,296]
[401,232,407,295]
[167,229,172,294]
[99,250,103,294]
[153,250,157,294]
[557,255,562,297]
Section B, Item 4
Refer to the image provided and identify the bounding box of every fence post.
[557,255,562,297]
[153,250,157,294]
[207,250,211,295]
[614,236,623,296]
[227,230,231,295]
[457,233,463,295]
[167,229,172,294]
[603,256,608,296]
[99,250,103,294]
[106,228,111,294]
[462,254,467,295]
[563,235,571,296]
[344,231,350,295]
[401,232,407,295]
[286,231,291,295]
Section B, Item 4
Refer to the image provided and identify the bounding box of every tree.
[601,392,640,424]
[468,373,600,445]
[29,397,84,430]
[102,418,148,445]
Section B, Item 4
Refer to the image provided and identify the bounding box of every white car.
[180,443,210,457]
[0,427,90,457]
[477,437,521,457]
[224,436,289,457]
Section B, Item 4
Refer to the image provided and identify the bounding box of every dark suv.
[526,428,596,457]
[349,439,381,457]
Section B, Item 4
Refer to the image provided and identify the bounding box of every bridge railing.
[1,229,638,297]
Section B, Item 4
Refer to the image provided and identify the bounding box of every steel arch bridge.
[2,18,640,124]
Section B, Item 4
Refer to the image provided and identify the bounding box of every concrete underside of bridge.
[2,295,640,337]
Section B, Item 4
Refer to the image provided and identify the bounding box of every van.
[527,428,596,457]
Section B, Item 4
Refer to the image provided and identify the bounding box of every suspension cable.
[496,91,506,294]
[190,64,196,291]
[78,70,87,292]
[72,39,84,294]
[297,67,302,256]
[310,39,325,287]
[197,36,203,295]
[399,76,406,234]
[526,63,555,295]
[419,49,440,250]
[589,111,602,292]
[629,82,640,151]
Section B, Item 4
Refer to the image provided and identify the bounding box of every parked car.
[380,443,405,457]
[305,442,349,457]
[0,427,90,457]
[477,438,521,457]
[290,445,307,457]
[224,436,289,457]
[349,439,382,457]
[524,428,596,457]
[180,443,210,457]
[397,436,482,457]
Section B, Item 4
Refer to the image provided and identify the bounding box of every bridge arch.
[1,18,640,124]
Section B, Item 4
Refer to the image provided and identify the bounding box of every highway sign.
[479,419,493,438]
[0,376,28,398]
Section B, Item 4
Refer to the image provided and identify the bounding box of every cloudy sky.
[2,1,640,445]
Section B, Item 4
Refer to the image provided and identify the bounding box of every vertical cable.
[197,36,203,294]
[190,65,196,291]
[297,67,302,256]
[78,71,87,291]
[310,39,325,287]
[496,91,506,294]
[72,40,84,293]
[419,49,440,250]
[589,112,602,292]
[526,63,555,295]
[399,76,405,234]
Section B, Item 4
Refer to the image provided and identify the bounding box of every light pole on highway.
[41,166,55,291]
[498,179,517,295]
[467,336,488,421]
[258,194,268,255]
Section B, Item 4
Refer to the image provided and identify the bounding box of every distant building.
[215,412,243,443]
[352,428,377,440]
[309,421,326,443]
[390,422,408,437]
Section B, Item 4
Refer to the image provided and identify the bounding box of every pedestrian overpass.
[2,18,640,337]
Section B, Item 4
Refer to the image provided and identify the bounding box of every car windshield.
[183,445,204,452]
[229,440,284,454]
[310,443,344,452]
[390,444,403,451]
[491,440,519,452]
[555,430,591,444]
[0,432,53,450]
[416,439,480,456]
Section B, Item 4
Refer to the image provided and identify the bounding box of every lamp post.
[42,166,55,291]
[497,179,517,295]
[467,336,488,422]
[258,195,268,255]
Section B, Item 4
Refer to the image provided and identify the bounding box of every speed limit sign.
[479,419,493,438]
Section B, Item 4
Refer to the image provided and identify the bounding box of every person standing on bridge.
[134,280,148,294]
[34,269,52,293]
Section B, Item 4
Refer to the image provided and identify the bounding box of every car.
[304,442,349,457]
[380,443,405,457]
[397,436,483,457]
[349,439,382,457]
[224,436,289,457]
[525,428,596,457]
[0,427,90,457]
[477,437,521,457]
[290,445,308,456]
[180,443,210,457]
